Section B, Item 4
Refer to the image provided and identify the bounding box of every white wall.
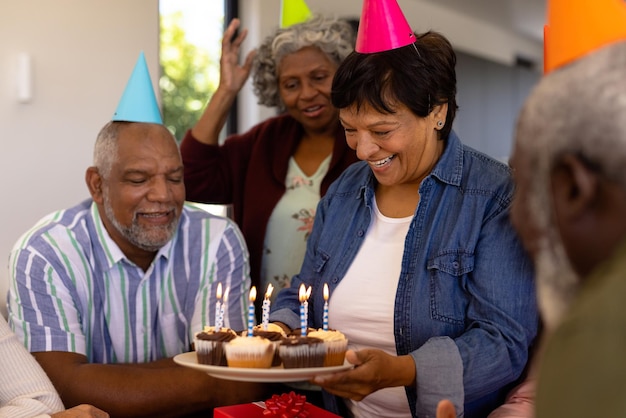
[0,0,541,318]
[0,0,159,317]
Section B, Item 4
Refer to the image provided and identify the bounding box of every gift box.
[214,392,341,418]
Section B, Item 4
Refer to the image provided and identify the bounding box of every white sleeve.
[0,316,65,417]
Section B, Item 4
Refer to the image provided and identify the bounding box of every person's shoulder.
[460,143,514,194]
[227,114,299,146]
[181,203,239,229]
[247,114,298,134]
[462,145,511,176]
[439,133,515,209]
[12,199,93,251]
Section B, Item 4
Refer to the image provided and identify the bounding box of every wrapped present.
[214,392,341,418]
[263,392,308,417]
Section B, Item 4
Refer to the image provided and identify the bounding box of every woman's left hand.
[311,349,416,401]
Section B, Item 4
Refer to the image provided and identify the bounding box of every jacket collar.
[427,130,463,187]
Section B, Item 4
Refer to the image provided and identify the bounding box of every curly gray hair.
[251,14,355,111]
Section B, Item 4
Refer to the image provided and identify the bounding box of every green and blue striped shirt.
[8,199,250,363]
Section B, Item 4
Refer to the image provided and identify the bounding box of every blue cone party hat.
[112,51,162,124]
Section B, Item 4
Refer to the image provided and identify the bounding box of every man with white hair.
[509,1,626,414]
[438,0,626,416]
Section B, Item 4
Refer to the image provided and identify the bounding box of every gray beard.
[102,192,179,252]
[533,236,581,331]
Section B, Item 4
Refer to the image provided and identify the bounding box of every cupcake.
[223,335,275,368]
[246,323,286,367]
[194,326,237,366]
[278,335,326,368]
[307,329,348,367]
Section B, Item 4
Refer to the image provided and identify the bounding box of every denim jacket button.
[357,230,364,237]
[452,261,460,269]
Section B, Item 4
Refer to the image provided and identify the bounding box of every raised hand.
[191,18,258,144]
[219,18,257,95]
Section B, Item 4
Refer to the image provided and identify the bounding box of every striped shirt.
[7,199,250,364]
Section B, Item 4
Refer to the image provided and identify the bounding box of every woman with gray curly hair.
[180,16,358,312]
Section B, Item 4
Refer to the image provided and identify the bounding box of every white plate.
[173,351,352,382]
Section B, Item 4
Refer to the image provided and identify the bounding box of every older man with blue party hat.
[7,52,274,417]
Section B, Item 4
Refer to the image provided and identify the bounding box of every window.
[159,0,236,142]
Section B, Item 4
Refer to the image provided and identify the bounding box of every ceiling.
[419,0,546,42]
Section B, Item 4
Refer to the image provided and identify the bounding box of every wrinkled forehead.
[115,124,181,165]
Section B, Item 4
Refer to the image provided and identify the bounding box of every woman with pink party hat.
[270,0,539,417]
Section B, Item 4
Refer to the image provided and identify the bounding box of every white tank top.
[329,197,413,417]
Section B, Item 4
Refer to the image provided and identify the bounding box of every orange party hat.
[544,0,626,73]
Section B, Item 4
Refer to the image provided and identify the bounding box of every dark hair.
[331,31,458,140]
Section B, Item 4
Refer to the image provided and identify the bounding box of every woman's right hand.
[219,18,257,95]
[312,349,416,401]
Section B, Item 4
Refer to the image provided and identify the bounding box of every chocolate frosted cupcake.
[247,323,286,367]
[278,335,326,368]
[194,326,237,366]
[307,329,348,367]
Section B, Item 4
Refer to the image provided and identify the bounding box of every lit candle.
[304,286,312,326]
[262,283,274,331]
[220,287,229,330]
[299,284,307,336]
[214,283,223,332]
[323,283,329,331]
[247,286,257,337]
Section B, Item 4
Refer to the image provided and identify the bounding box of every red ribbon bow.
[263,392,310,418]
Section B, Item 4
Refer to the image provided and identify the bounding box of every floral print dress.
[261,155,331,302]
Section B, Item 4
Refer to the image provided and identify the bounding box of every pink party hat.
[112,51,162,124]
[280,0,312,28]
[544,0,626,73]
[355,0,416,53]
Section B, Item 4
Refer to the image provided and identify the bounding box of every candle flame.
[223,287,230,303]
[298,283,306,303]
[249,286,257,302]
[265,283,274,299]
[323,283,329,301]
[305,286,312,300]
[216,282,223,300]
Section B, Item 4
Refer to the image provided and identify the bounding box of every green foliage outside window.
[160,12,220,142]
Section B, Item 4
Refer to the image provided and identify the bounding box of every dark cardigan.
[180,113,359,303]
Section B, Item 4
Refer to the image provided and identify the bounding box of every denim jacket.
[270,131,539,418]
